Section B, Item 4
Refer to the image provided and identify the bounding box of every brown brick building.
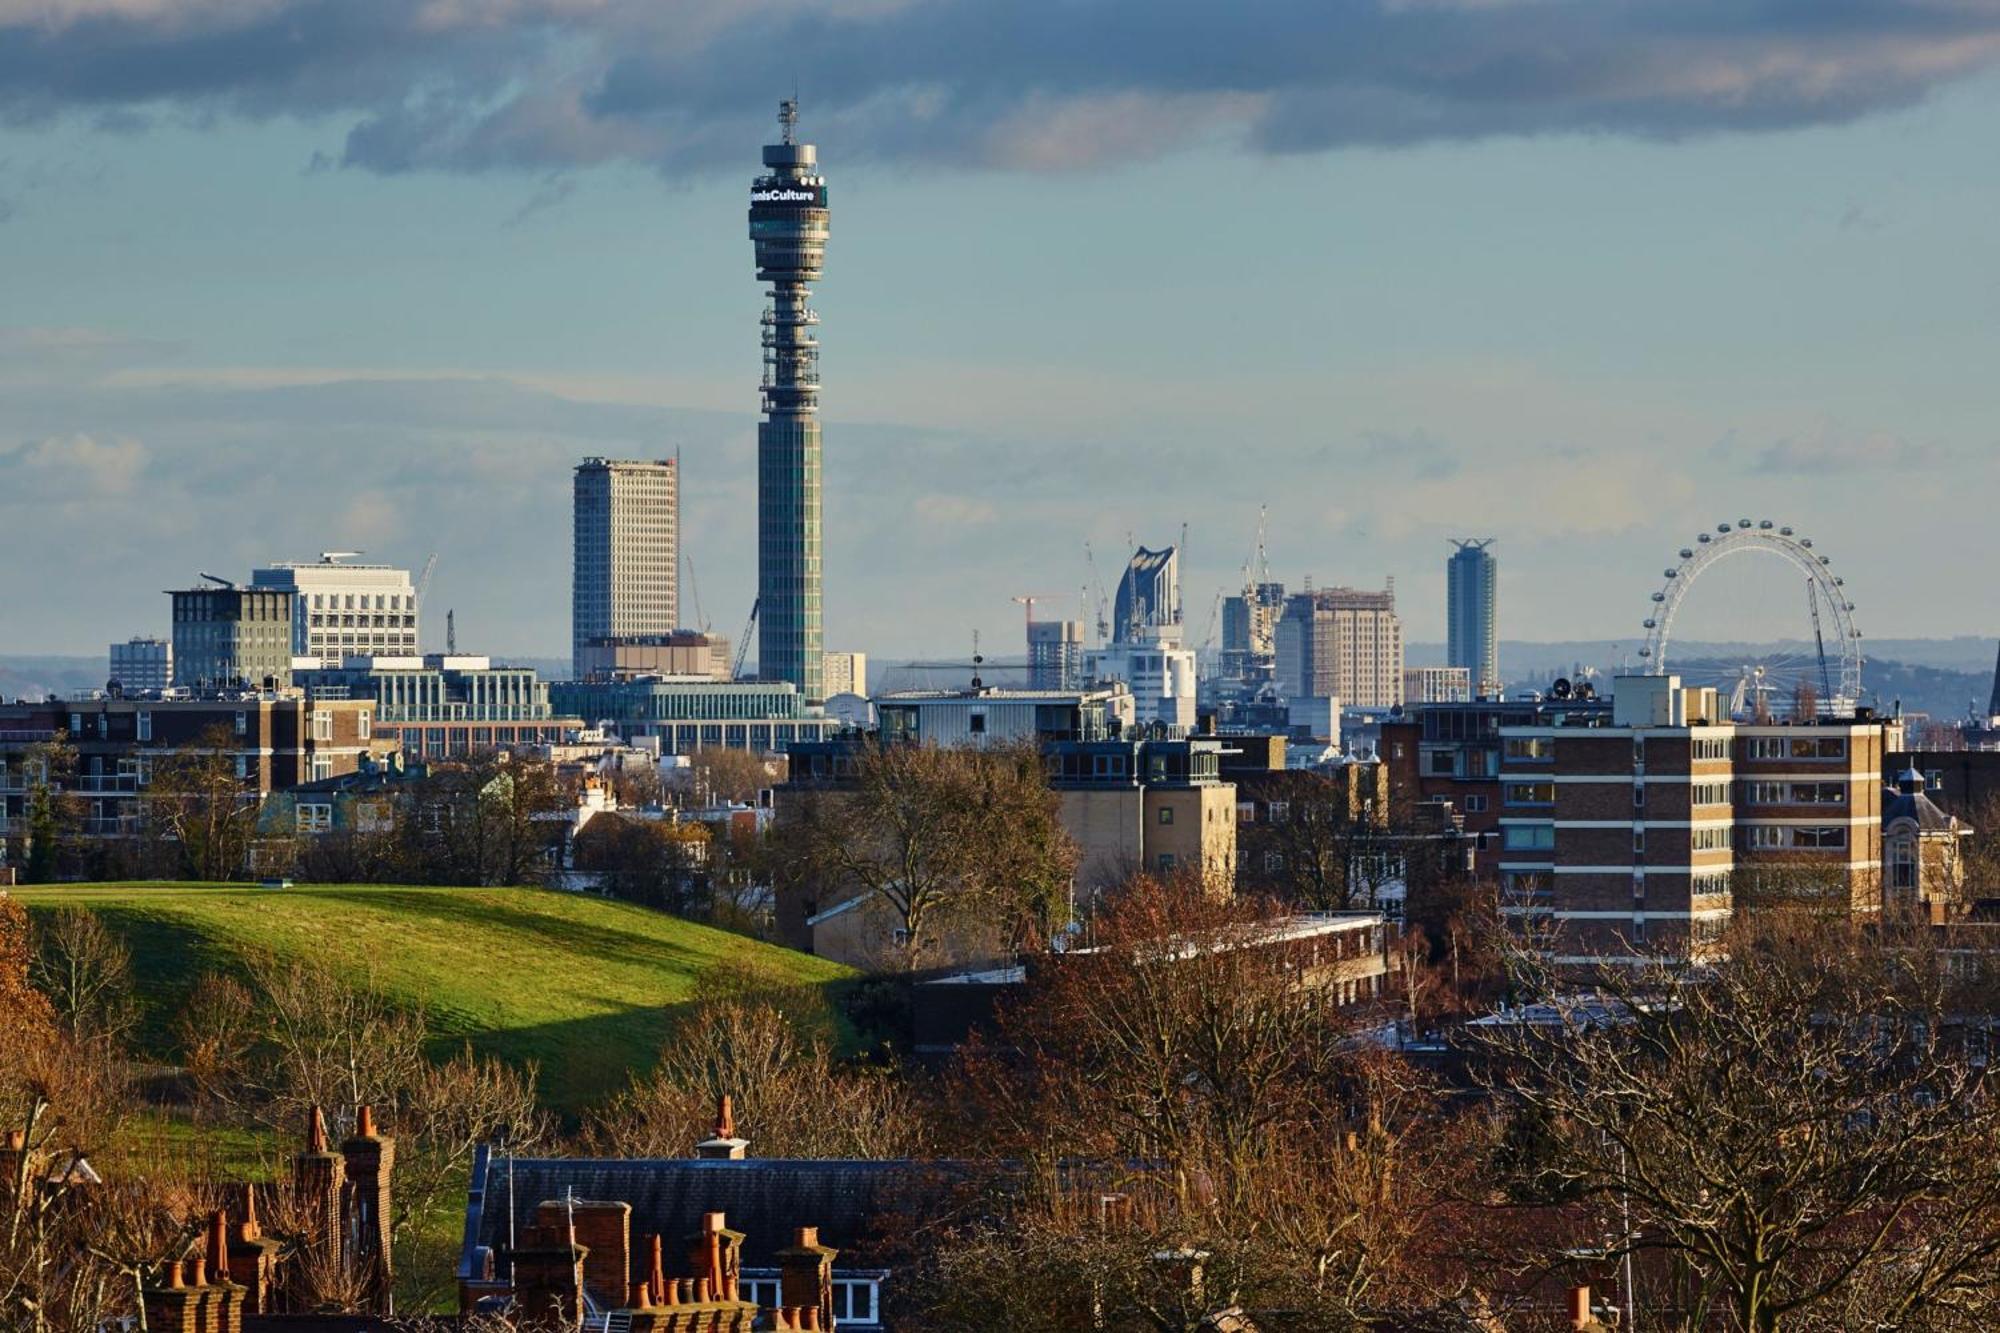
[0,694,378,854]
[1497,675,1895,965]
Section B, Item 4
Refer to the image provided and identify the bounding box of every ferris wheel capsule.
[1738,519,1752,528]
[1680,548,1694,559]
[1698,533,1712,543]
[1758,520,1773,530]
[1718,524,1733,534]
[1665,569,1678,578]
[1779,527,1793,536]
[1643,618,1657,629]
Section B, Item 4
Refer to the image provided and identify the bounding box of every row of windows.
[1745,781,1847,805]
[1746,825,1848,849]
[1746,737,1848,761]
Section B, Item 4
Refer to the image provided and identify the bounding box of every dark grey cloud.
[1,1,1997,175]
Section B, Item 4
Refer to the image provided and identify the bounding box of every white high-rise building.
[573,457,679,680]
[251,556,419,667]
[1087,626,1198,736]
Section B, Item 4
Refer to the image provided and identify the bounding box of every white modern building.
[1087,626,1198,736]
[108,636,172,692]
[573,457,679,679]
[251,556,419,666]
[1404,665,1473,705]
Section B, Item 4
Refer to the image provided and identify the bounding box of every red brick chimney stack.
[695,1095,749,1161]
[293,1105,345,1280]
[568,1199,631,1311]
[339,1103,396,1313]
[775,1226,837,1333]
[223,1185,282,1313]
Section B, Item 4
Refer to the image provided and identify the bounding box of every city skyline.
[3,7,2000,660]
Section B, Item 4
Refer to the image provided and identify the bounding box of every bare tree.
[28,909,137,1047]
[1480,912,2000,1331]
[783,742,1076,966]
[589,974,930,1160]
[145,725,260,882]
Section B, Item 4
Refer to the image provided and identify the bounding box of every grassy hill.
[13,883,853,1112]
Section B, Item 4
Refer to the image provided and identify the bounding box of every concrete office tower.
[108,636,172,692]
[1275,585,1405,710]
[1114,546,1180,640]
[749,99,830,703]
[253,556,418,666]
[1447,538,1499,699]
[572,457,679,679]
[822,651,868,698]
[169,583,295,690]
[1028,620,1085,691]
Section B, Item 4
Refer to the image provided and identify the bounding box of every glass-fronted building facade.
[550,678,839,754]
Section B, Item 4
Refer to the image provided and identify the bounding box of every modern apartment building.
[0,694,376,847]
[1404,666,1472,705]
[297,655,581,758]
[1113,546,1180,638]
[251,557,418,665]
[1446,538,1499,698]
[1495,675,1894,965]
[108,636,172,692]
[1026,620,1084,691]
[572,457,679,679]
[169,585,295,690]
[1274,586,1404,710]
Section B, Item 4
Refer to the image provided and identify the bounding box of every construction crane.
[414,553,439,610]
[1011,594,1063,636]
[1082,542,1111,645]
[683,553,711,633]
[731,598,760,680]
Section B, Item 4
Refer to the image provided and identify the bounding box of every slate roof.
[1885,787,1960,834]
[468,1153,950,1271]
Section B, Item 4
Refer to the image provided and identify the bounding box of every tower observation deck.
[748,98,830,704]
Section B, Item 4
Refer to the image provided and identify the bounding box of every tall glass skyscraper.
[748,100,829,703]
[1446,538,1499,699]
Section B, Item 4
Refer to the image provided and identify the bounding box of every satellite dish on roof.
[1551,677,1573,699]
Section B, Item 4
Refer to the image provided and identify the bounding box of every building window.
[1501,823,1554,851]
[1158,806,1174,825]
[234,755,250,780]
[1503,737,1553,762]
[297,803,333,835]
[1633,783,1646,809]
[137,711,152,742]
[1504,782,1555,807]
[1464,794,1487,814]
[358,710,371,740]
[1633,827,1645,854]
[234,711,248,736]
[968,712,987,735]
[1631,918,1648,944]
[313,713,333,742]
[1158,853,1178,871]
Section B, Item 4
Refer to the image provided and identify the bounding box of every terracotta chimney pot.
[355,1105,376,1138]
[792,1227,818,1249]
[630,1281,652,1310]
[1569,1285,1593,1330]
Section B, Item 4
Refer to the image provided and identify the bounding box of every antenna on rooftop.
[970,630,984,691]
[779,97,799,145]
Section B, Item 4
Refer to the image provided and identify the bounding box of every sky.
[2,0,1999,666]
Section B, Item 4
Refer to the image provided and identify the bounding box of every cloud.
[911,492,997,527]
[0,1,1997,176]
[1734,426,1947,474]
[1,430,147,495]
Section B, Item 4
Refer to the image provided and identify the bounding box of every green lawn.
[15,883,853,1112]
